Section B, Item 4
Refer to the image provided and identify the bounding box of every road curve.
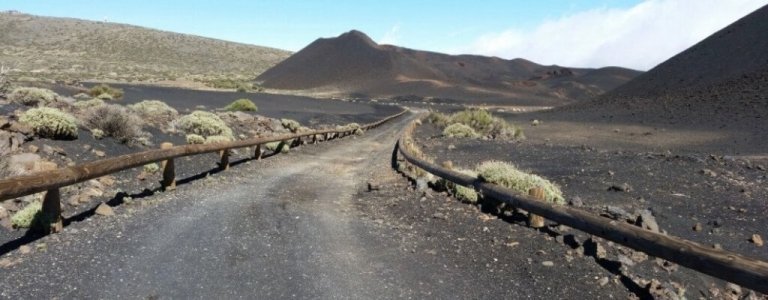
[0,113,473,299]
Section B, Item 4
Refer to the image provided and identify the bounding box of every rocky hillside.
[565,4,768,130]
[256,30,641,106]
[0,11,291,82]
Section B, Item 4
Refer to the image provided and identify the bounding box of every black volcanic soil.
[409,120,767,297]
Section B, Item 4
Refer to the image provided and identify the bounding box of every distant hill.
[0,11,291,82]
[566,4,768,129]
[256,30,640,106]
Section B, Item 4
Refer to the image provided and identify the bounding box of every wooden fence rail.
[396,119,768,294]
[0,109,407,232]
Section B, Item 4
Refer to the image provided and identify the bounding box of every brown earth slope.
[256,30,641,106]
[0,11,291,82]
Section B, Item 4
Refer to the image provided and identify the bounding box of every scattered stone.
[636,210,660,233]
[708,219,724,228]
[693,222,703,232]
[568,196,584,207]
[0,217,12,230]
[27,145,39,153]
[617,254,635,267]
[541,261,554,267]
[700,168,717,177]
[750,234,763,247]
[603,206,632,220]
[95,202,114,216]
[432,212,447,220]
[597,277,610,286]
[367,181,380,192]
[98,176,116,186]
[0,205,7,219]
[93,150,106,157]
[415,178,428,191]
[655,258,678,272]
[0,258,13,268]
[713,243,723,250]
[607,183,632,192]
[725,283,742,298]
[19,245,31,254]
[504,241,519,248]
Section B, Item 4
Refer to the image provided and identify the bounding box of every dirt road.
[0,112,632,299]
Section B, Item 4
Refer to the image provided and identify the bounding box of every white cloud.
[379,24,402,45]
[461,0,767,70]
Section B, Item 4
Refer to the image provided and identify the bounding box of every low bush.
[281,118,301,133]
[88,83,123,99]
[8,87,60,106]
[11,201,42,228]
[476,161,564,204]
[91,128,105,139]
[224,99,258,111]
[129,100,178,125]
[186,134,205,144]
[143,163,160,174]
[176,111,233,138]
[73,98,105,109]
[426,112,451,126]
[265,141,289,153]
[204,135,232,144]
[84,104,146,144]
[450,108,495,133]
[451,169,479,203]
[20,107,78,139]
[442,123,478,138]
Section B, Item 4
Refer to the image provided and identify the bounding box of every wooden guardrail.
[396,118,768,294]
[0,109,407,233]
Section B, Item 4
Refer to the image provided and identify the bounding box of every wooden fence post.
[254,144,262,160]
[219,149,230,171]
[38,188,62,233]
[528,187,545,228]
[313,134,318,144]
[160,142,176,190]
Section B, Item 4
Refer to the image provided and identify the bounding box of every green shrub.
[427,112,451,126]
[96,93,113,100]
[20,107,78,139]
[143,163,160,174]
[205,78,252,91]
[451,169,479,203]
[488,117,525,139]
[204,135,232,144]
[176,111,233,138]
[88,83,123,99]
[476,161,564,204]
[265,141,289,153]
[281,118,301,133]
[443,123,479,138]
[186,134,205,144]
[11,201,42,228]
[224,99,258,111]
[91,128,105,139]
[73,98,105,109]
[450,108,495,133]
[8,87,60,106]
[84,104,146,144]
[129,100,178,124]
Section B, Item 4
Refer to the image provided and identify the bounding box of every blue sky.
[1,0,766,70]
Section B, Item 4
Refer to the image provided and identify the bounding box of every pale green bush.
[204,135,232,144]
[476,161,564,204]
[224,98,258,111]
[143,163,160,174]
[11,201,42,228]
[176,111,233,138]
[450,108,495,133]
[20,107,78,139]
[186,134,205,144]
[443,123,478,138]
[8,87,60,106]
[88,83,123,99]
[96,93,113,100]
[281,118,301,133]
[91,128,105,139]
[265,141,289,153]
[452,169,479,203]
[427,112,451,126]
[129,100,178,124]
[73,98,105,109]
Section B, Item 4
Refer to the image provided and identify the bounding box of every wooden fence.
[396,118,768,294]
[0,109,407,233]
